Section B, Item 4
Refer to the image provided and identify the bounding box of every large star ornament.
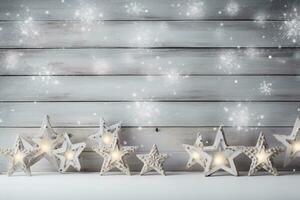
[182,134,210,170]
[243,132,283,176]
[93,138,137,175]
[137,144,168,176]
[88,118,121,150]
[27,115,64,169]
[1,136,38,176]
[53,133,86,173]
[274,117,300,166]
[204,127,242,176]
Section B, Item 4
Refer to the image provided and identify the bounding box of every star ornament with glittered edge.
[204,127,242,176]
[53,133,86,173]
[274,117,300,167]
[243,132,283,176]
[87,118,121,150]
[25,115,64,169]
[1,135,38,176]
[137,144,168,176]
[182,134,210,170]
[96,138,137,175]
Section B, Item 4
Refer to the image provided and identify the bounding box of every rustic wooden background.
[0,0,300,172]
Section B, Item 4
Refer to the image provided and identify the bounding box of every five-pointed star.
[274,117,300,166]
[53,133,86,173]
[94,139,137,175]
[183,134,210,170]
[137,144,168,176]
[204,127,242,176]
[1,136,38,176]
[243,132,283,176]
[27,115,64,168]
[88,118,121,150]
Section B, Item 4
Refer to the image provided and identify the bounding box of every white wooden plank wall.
[0,0,299,172]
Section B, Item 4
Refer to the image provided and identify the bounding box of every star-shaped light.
[88,118,121,149]
[204,127,242,176]
[26,115,64,169]
[1,136,38,176]
[274,117,300,166]
[182,134,210,170]
[243,132,283,176]
[53,133,86,173]
[94,139,137,175]
[137,144,168,176]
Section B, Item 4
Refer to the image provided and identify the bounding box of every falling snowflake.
[18,17,40,41]
[281,8,300,43]
[186,1,205,17]
[225,1,239,16]
[259,81,272,96]
[125,2,148,16]
[217,50,241,74]
[165,71,180,82]
[74,2,101,32]
[225,103,263,130]
[132,102,160,124]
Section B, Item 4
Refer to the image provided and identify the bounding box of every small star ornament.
[183,134,210,170]
[1,135,37,176]
[137,144,168,176]
[274,117,300,166]
[53,133,86,173]
[204,127,242,176]
[243,132,283,176]
[88,118,121,149]
[95,139,137,175]
[25,115,64,169]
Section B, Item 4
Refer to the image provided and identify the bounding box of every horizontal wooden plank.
[0,0,295,20]
[1,76,300,101]
[0,21,295,48]
[0,102,299,127]
[0,127,296,152]
[1,49,300,75]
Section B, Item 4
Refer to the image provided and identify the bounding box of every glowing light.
[74,2,100,32]
[192,152,201,160]
[213,153,226,166]
[256,151,268,163]
[102,134,113,145]
[292,141,300,154]
[111,150,121,161]
[65,151,74,160]
[18,17,40,41]
[14,152,24,162]
[259,81,272,96]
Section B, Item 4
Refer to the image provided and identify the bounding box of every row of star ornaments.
[1,116,300,176]
[0,116,168,176]
[183,118,300,176]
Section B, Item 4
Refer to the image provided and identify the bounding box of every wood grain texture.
[0,0,295,20]
[0,127,298,171]
[0,102,299,127]
[1,49,300,75]
[1,76,300,101]
[0,21,295,48]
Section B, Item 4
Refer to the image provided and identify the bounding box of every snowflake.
[225,1,239,16]
[132,102,160,125]
[74,3,101,32]
[217,50,241,74]
[125,2,148,16]
[281,8,300,43]
[18,17,40,40]
[259,81,272,96]
[186,1,205,17]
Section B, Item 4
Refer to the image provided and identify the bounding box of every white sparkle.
[125,2,148,16]
[217,50,241,74]
[259,81,272,96]
[225,1,239,16]
[281,9,300,43]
